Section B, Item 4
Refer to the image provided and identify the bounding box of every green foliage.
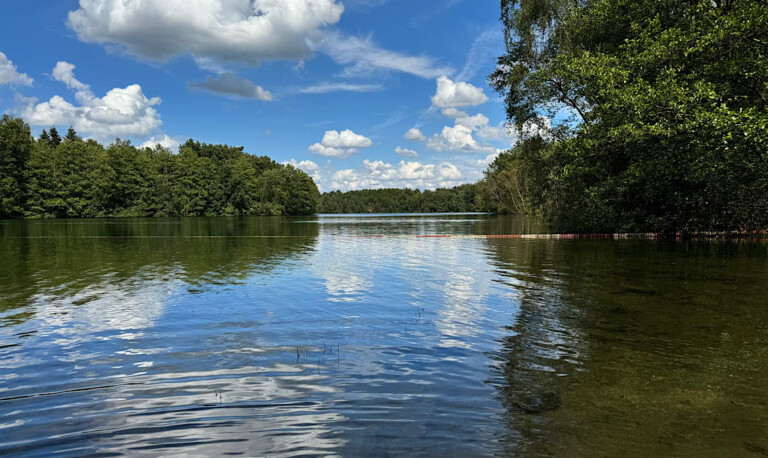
[26,134,101,217]
[319,184,480,213]
[478,137,550,215]
[48,127,62,149]
[65,127,81,142]
[0,118,320,218]
[0,116,33,218]
[489,0,768,233]
[92,140,154,216]
[271,165,322,216]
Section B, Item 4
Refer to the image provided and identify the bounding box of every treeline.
[319,185,481,213]
[482,0,768,233]
[0,116,319,218]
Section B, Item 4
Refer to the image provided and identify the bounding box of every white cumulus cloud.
[309,144,350,158]
[395,146,419,158]
[321,129,372,148]
[141,134,182,152]
[67,0,345,66]
[444,107,511,141]
[67,0,448,79]
[308,128,372,158]
[52,61,89,94]
[286,159,320,172]
[426,107,513,153]
[0,51,33,86]
[404,127,426,141]
[19,61,164,143]
[443,108,490,130]
[431,75,488,108]
[285,156,497,192]
[427,125,496,154]
[330,159,463,191]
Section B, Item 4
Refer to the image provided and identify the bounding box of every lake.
[1,214,767,457]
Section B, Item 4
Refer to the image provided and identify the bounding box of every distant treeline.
[319,185,482,214]
[0,116,319,218]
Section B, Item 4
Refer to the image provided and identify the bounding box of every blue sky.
[0,0,514,191]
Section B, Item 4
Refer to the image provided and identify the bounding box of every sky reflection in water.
[1,215,767,457]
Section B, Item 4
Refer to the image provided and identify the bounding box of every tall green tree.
[65,127,81,142]
[229,155,261,215]
[279,165,321,215]
[48,127,62,149]
[172,141,217,216]
[145,145,177,216]
[26,138,61,217]
[0,116,33,217]
[54,138,101,217]
[93,140,153,216]
[489,0,768,232]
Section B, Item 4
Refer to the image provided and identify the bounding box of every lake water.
[1,214,767,457]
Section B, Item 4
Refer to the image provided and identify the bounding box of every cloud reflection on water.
[6,217,764,456]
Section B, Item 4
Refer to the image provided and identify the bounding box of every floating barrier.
[349,231,768,240]
[7,231,768,240]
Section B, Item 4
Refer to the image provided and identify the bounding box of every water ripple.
[1,217,767,456]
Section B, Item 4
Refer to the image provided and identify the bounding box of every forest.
[319,185,480,213]
[479,0,768,233]
[0,116,320,218]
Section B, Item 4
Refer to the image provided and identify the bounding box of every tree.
[65,127,81,142]
[229,155,262,215]
[26,138,60,217]
[172,142,216,216]
[54,138,100,217]
[93,140,153,216]
[145,146,177,216]
[0,116,33,217]
[48,127,62,148]
[280,165,321,215]
[491,0,768,232]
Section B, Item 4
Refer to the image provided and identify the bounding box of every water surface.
[1,215,767,456]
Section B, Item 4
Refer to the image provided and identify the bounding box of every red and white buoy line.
[344,231,768,240]
[10,231,768,240]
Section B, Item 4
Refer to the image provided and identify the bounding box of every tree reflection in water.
[2,216,768,456]
[485,239,768,457]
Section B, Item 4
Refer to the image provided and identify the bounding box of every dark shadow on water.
[484,239,768,457]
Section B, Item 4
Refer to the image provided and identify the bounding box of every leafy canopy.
[484,0,768,232]
[0,117,320,218]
